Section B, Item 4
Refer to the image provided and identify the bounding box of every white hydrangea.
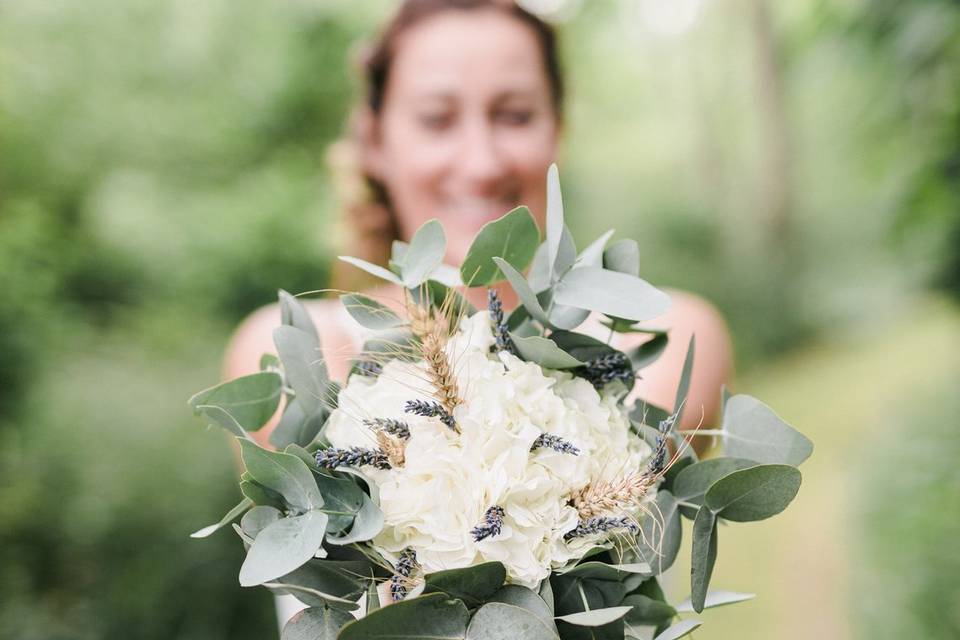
[324,311,654,588]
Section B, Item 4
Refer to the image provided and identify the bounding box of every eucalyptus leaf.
[189,371,283,432]
[239,439,323,511]
[281,606,353,640]
[340,293,403,330]
[554,226,578,281]
[674,590,755,613]
[191,497,252,538]
[558,562,651,580]
[240,505,282,539]
[689,507,718,613]
[467,602,559,640]
[634,490,681,575]
[653,619,702,640]
[279,289,319,341]
[273,325,331,414]
[671,458,756,517]
[629,333,669,373]
[546,301,591,331]
[575,229,615,269]
[722,395,813,466]
[556,606,632,627]
[239,510,329,587]
[673,336,695,421]
[550,330,617,363]
[325,491,383,545]
[528,242,551,293]
[260,352,280,371]
[489,585,557,632]
[545,164,564,280]
[193,405,253,441]
[461,206,539,286]
[423,561,506,607]
[603,239,640,276]
[494,257,551,326]
[270,398,328,450]
[272,559,373,609]
[239,478,286,510]
[553,267,670,322]
[337,593,470,640]
[704,464,802,522]
[401,219,446,288]
[338,256,403,286]
[621,594,676,628]
[510,334,584,369]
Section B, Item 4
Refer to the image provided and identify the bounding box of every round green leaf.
[424,561,507,607]
[493,257,551,326]
[338,593,469,640]
[467,602,559,640]
[273,325,331,414]
[488,585,556,632]
[634,490,681,575]
[461,206,539,286]
[621,594,676,628]
[603,239,640,276]
[672,457,757,513]
[239,439,323,511]
[240,505,281,539]
[722,394,813,466]
[401,219,446,288]
[704,464,802,522]
[189,371,283,432]
[338,256,403,286]
[239,510,329,587]
[279,289,320,340]
[282,606,353,640]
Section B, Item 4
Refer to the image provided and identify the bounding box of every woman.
[225,0,732,454]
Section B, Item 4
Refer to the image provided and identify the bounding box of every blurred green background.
[1,0,958,638]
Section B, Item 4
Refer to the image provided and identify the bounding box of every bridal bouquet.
[189,166,813,640]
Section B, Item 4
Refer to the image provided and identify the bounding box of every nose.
[457,117,508,189]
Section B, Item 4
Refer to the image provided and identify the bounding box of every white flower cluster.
[324,312,654,588]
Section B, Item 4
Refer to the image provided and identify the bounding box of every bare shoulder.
[221,298,350,382]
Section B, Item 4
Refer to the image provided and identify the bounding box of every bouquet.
[189,166,813,640]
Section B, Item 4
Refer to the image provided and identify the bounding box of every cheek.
[378,122,457,236]
[498,126,557,222]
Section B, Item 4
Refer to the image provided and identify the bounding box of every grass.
[663,295,960,639]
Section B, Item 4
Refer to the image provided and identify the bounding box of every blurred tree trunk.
[750,0,792,244]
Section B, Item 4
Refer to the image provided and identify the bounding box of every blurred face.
[365,9,559,263]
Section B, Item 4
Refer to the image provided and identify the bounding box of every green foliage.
[423,562,508,607]
[281,607,353,640]
[461,206,540,286]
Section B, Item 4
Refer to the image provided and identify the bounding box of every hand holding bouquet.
[189,167,812,639]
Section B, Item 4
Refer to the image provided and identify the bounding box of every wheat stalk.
[572,472,656,519]
[376,430,406,467]
[405,291,461,419]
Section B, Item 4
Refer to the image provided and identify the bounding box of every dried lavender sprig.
[578,352,635,390]
[389,547,419,602]
[315,446,391,470]
[563,516,640,541]
[646,414,676,476]
[404,399,456,431]
[470,505,505,541]
[487,289,516,355]
[531,433,580,455]
[363,418,411,440]
[353,360,382,377]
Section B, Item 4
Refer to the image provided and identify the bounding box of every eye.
[494,109,534,126]
[417,111,454,131]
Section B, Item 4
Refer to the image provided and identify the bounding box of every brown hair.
[328,0,564,291]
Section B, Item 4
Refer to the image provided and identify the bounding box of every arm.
[222,299,354,448]
[617,290,734,432]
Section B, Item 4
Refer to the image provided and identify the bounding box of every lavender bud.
[364,418,411,440]
[404,399,456,431]
[470,505,505,541]
[315,446,391,470]
[563,516,639,541]
[531,433,580,455]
